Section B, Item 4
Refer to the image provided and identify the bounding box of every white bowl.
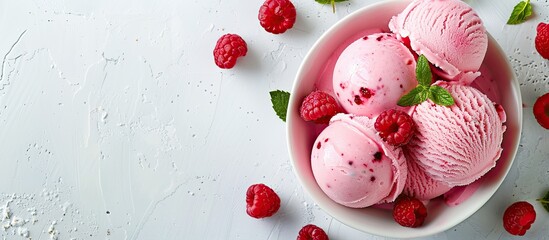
[286,0,522,238]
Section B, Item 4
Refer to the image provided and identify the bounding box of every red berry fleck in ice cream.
[535,22,549,59]
[374,109,415,146]
[258,0,296,34]
[246,184,281,218]
[360,87,374,99]
[300,91,340,124]
[297,224,329,240]
[392,195,427,228]
[353,95,363,105]
[503,201,536,236]
[213,34,247,69]
[533,92,549,129]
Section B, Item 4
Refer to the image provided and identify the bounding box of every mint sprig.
[507,0,532,25]
[397,55,455,107]
[397,85,429,107]
[315,0,349,13]
[536,191,549,213]
[270,90,290,122]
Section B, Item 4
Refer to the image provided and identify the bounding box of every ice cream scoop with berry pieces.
[310,114,408,208]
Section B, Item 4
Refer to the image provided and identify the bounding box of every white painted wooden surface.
[0,0,547,239]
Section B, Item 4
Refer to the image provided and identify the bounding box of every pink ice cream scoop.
[406,82,506,187]
[311,114,407,208]
[403,150,452,200]
[389,0,488,80]
[332,33,417,118]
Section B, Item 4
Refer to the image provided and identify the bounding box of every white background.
[0,0,548,239]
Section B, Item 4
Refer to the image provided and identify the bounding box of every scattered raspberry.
[535,22,549,59]
[299,91,340,124]
[374,109,415,146]
[297,224,329,240]
[246,183,281,218]
[534,92,549,129]
[258,0,296,34]
[392,195,427,228]
[503,201,536,236]
[213,34,247,69]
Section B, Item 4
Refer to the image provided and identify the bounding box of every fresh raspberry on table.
[299,91,340,124]
[535,22,549,59]
[374,109,415,146]
[258,0,296,34]
[503,201,536,236]
[533,92,549,129]
[246,183,280,218]
[392,195,427,228]
[297,224,329,240]
[213,34,247,69]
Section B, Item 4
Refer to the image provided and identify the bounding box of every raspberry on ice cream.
[332,33,417,118]
[311,114,407,208]
[245,183,280,218]
[374,109,415,146]
[258,0,296,34]
[213,34,247,69]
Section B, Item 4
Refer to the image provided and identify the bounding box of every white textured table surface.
[0,0,548,239]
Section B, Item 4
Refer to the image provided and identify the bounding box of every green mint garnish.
[507,0,532,25]
[429,85,455,106]
[536,191,549,213]
[415,54,432,87]
[397,85,429,107]
[397,55,455,107]
[315,0,349,13]
[270,90,291,122]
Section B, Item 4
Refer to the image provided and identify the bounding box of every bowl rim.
[286,0,523,238]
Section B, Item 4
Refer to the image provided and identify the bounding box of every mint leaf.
[536,191,549,213]
[416,55,432,86]
[397,86,429,107]
[397,55,454,107]
[429,85,455,106]
[315,0,349,13]
[270,90,290,122]
[507,0,532,25]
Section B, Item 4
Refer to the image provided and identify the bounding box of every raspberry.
[213,34,247,69]
[392,195,427,228]
[246,184,280,218]
[374,109,415,146]
[535,22,549,59]
[503,201,536,236]
[533,92,549,129]
[297,224,329,240]
[299,91,340,124]
[258,0,296,34]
